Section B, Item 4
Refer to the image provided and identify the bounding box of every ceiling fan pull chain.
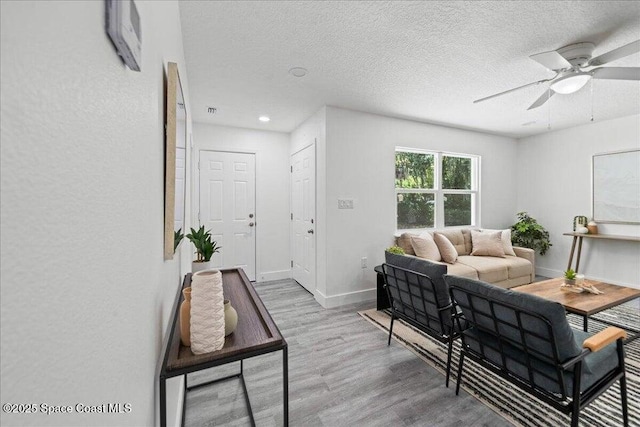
[590,78,595,122]
[547,84,552,130]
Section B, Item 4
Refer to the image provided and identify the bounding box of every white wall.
[192,123,291,281]
[0,1,191,426]
[517,115,640,287]
[290,108,327,299]
[319,106,519,307]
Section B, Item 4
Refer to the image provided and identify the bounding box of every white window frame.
[395,148,480,231]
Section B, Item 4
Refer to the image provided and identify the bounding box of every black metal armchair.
[444,274,628,427]
[382,254,465,387]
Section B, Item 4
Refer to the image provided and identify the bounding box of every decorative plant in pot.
[563,268,577,286]
[186,226,221,273]
[511,212,552,256]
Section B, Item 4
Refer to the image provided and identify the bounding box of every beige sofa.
[395,228,535,289]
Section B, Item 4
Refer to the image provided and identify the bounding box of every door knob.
[249,222,255,227]
[307,229,314,234]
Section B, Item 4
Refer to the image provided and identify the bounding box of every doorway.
[199,150,256,280]
[290,144,316,293]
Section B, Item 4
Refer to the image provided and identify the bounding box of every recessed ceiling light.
[288,67,307,77]
[259,116,270,122]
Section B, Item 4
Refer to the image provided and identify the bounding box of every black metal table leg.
[181,375,187,427]
[160,376,167,427]
[283,345,289,426]
[238,360,256,427]
[583,316,588,332]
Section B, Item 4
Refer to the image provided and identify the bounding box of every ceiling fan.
[474,40,640,110]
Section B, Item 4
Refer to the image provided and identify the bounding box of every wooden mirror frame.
[164,62,187,260]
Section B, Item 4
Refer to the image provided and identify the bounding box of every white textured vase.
[190,269,225,354]
[192,260,213,274]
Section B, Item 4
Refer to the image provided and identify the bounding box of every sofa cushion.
[434,233,458,264]
[437,229,470,255]
[410,234,442,262]
[384,252,450,308]
[397,232,417,255]
[446,262,478,280]
[482,229,516,256]
[471,230,505,257]
[500,256,533,279]
[457,255,508,283]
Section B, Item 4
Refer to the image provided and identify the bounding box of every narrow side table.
[159,268,288,426]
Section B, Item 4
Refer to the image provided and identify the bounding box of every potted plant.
[386,246,405,255]
[174,228,184,252]
[564,269,577,286]
[186,226,221,273]
[511,212,552,256]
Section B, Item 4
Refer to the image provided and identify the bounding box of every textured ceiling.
[180,1,640,137]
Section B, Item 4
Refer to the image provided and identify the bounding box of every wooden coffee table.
[515,278,640,335]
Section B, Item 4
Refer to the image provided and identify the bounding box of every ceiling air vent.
[207,107,217,114]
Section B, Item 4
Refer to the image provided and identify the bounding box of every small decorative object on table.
[186,226,222,273]
[190,269,225,354]
[573,215,588,231]
[561,270,604,294]
[180,287,192,346]
[587,220,598,234]
[563,269,578,287]
[224,300,238,336]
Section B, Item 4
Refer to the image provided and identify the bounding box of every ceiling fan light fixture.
[550,71,592,94]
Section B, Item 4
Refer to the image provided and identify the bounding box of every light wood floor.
[185,279,512,427]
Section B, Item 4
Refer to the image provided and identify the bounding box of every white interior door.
[199,151,256,280]
[291,144,315,293]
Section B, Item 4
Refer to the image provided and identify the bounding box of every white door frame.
[290,142,317,293]
[196,149,258,280]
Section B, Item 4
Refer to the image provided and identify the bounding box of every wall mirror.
[592,148,640,224]
[164,62,188,260]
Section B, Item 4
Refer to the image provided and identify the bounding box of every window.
[396,149,479,229]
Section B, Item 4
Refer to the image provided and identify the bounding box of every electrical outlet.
[338,199,354,209]
[361,257,368,269]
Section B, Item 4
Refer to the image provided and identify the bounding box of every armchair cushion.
[463,327,620,394]
[385,252,449,308]
[444,275,582,362]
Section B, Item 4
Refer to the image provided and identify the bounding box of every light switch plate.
[338,199,354,209]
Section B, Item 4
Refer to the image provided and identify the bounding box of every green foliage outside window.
[396,152,474,229]
[395,152,434,189]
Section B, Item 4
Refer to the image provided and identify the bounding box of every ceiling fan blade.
[527,89,556,110]
[592,67,640,80]
[529,51,572,70]
[588,40,640,66]
[473,78,553,104]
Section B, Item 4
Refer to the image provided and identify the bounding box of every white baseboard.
[315,288,376,309]
[536,267,640,289]
[257,269,291,282]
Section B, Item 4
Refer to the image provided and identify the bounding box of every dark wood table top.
[515,278,640,316]
[164,268,285,374]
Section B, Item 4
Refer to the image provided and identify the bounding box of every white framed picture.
[592,149,640,224]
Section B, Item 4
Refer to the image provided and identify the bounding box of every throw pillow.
[434,233,458,264]
[397,233,417,256]
[410,234,442,262]
[482,229,516,256]
[471,230,506,257]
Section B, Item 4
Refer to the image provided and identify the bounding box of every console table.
[159,268,288,427]
[564,232,640,273]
